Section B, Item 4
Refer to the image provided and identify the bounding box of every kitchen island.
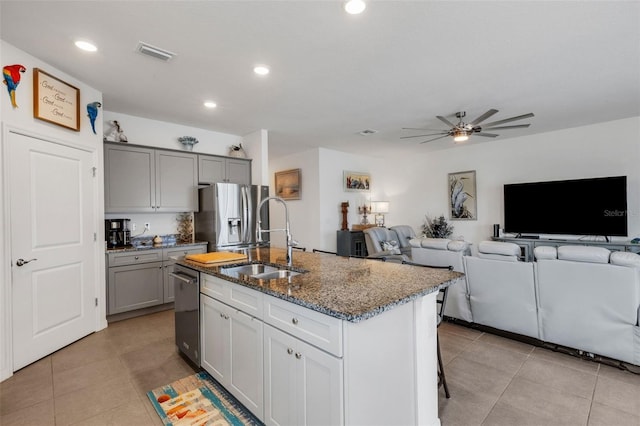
[177,247,463,426]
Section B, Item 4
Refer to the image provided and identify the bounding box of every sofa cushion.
[557,245,610,263]
[420,238,451,250]
[478,241,520,256]
[534,246,557,260]
[610,251,640,269]
[409,238,422,248]
[477,252,519,262]
[447,240,469,252]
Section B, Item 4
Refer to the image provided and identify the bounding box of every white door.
[9,131,96,370]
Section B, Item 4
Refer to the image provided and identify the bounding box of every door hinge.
[94,232,97,242]
[95,297,98,307]
[92,167,97,177]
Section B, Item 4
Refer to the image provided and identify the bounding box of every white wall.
[103,110,242,155]
[0,40,104,381]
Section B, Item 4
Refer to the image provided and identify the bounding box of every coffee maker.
[105,218,131,248]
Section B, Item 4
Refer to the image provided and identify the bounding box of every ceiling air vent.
[136,42,176,62]
[359,129,378,135]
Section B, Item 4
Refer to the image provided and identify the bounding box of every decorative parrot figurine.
[3,64,26,108]
[86,101,102,134]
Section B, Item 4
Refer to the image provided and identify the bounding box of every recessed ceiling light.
[75,40,97,52]
[344,0,366,15]
[204,101,217,108]
[253,65,270,76]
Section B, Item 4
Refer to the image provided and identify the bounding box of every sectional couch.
[411,238,640,367]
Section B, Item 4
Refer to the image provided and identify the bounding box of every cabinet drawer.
[264,294,343,357]
[163,245,206,262]
[108,250,162,266]
[201,275,263,319]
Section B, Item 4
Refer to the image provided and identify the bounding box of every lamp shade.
[371,201,389,214]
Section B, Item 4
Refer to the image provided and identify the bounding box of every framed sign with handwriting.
[33,68,80,131]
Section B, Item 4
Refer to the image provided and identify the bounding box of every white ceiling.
[2,1,639,158]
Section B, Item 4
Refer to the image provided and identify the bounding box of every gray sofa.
[464,241,640,366]
[362,225,415,262]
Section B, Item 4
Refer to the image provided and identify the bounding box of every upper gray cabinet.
[104,143,198,213]
[198,155,251,185]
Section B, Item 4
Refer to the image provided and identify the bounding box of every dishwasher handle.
[169,271,197,284]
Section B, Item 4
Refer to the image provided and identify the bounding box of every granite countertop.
[177,247,464,323]
[106,240,207,253]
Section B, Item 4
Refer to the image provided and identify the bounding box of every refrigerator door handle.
[242,185,252,244]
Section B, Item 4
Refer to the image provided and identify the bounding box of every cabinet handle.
[287,348,293,355]
[134,256,139,260]
[295,352,302,359]
[291,317,299,325]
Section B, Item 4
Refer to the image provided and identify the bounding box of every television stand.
[492,236,639,262]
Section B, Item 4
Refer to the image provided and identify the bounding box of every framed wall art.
[344,171,370,192]
[448,170,477,220]
[33,68,80,131]
[275,168,301,200]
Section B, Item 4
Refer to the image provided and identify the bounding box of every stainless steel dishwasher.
[170,265,200,366]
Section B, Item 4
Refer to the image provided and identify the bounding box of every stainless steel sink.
[252,269,301,280]
[221,264,279,277]
[219,263,303,280]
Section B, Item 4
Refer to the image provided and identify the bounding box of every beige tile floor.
[1,310,639,425]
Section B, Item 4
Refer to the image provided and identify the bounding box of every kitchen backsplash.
[104,212,193,238]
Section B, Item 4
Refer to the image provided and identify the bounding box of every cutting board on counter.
[185,251,247,264]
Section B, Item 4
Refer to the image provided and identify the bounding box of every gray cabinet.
[198,154,251,185]
[107,244,206,314]
[336,230,368,257]
[104,143,198,213]
[108,260,164,314]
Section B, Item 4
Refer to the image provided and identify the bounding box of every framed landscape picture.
[275,168,301,200]
[448,170,476,220]
[344,171,370,192]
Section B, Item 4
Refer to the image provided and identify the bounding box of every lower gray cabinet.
[108,261,164,314]
[107,244,206,314]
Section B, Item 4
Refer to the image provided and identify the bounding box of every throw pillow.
[381,240,401,255]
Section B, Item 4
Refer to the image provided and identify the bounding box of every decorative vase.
[178,136,199,151]
[228,144,246,158]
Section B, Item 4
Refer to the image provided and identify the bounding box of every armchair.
[362,225,416,263]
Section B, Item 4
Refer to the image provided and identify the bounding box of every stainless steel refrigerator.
[195,183,269,251]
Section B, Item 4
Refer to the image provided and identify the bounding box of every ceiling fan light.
[453,130,469,142]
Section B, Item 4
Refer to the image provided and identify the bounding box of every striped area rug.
[147,371,262,426]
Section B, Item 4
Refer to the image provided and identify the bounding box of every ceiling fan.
[402,109,534,144]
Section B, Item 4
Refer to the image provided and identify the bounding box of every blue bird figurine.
[86,101,102,134]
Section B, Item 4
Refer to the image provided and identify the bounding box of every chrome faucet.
[257,196,297,266]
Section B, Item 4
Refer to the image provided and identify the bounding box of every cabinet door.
[155,150,198,212]
[297,339,344,426]
[229,309,264,419]
[107,262,163,314]
[200,295,231,383]
[104,144,155,213]
[226,158,251,184]
[198,155,226,184]
[264,325,297,426]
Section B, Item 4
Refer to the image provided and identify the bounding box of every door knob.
[16,258,37,266]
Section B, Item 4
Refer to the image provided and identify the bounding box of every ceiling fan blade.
[419,135,450,144]
[475,132,499,138]
[436,115,457,128]
[482,113,535,128]
[402,127,449,132]
[468,109,499,127]
[482,124,531,130]
[401,133,448,139]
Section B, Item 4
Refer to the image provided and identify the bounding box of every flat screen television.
[503,176,628,237]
